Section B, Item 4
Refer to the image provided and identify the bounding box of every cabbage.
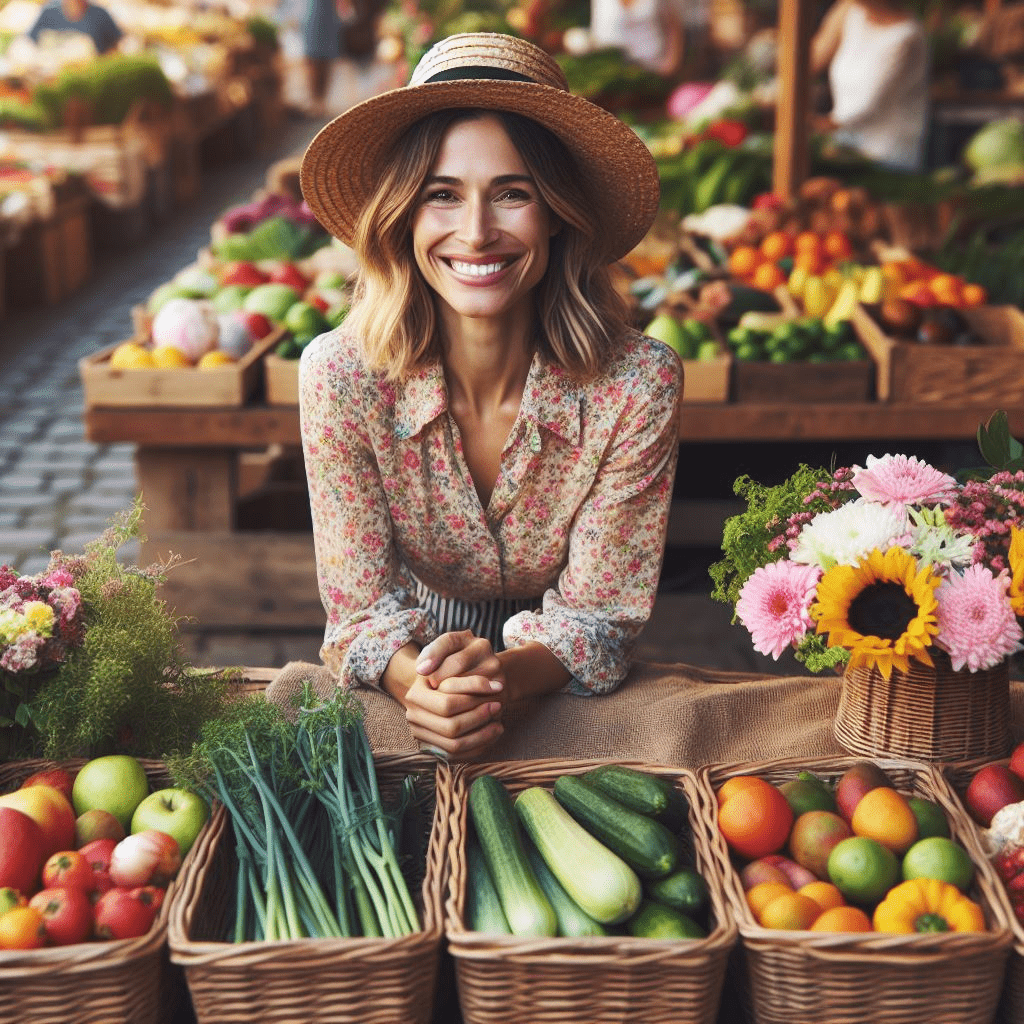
[963,117,1024,172]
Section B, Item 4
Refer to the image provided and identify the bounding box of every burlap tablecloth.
[263,659,1024,766]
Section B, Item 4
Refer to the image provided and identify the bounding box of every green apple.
[72,755,150,832]
[131,788,210,859]
[643,313,692,360]
[211,284,252,314]
[242,283,300,323]
[148,282,190,315]
[696,340,722,362]
[284,301,329,338]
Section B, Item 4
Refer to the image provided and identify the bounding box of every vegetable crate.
[444,758,737,1024]
[264,353,299,406]
[942,760,1024,1024]
[0,758,204,1024]
[702,755,1013,1024]
[167,753,447,1024]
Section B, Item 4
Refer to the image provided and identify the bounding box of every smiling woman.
[297,33,683,760]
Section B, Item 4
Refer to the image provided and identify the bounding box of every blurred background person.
[27,0,122,55]
[589,0,688,77]
[302,0,349,117]
[810,0,930,171]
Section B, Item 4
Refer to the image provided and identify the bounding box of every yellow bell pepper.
[803,275,831,318]
[788,265,809,300]
[873,878,986,935]
[858,265,885,305]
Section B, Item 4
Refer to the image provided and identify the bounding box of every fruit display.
[714,761,994,934]
[0,757,209,949]
[726,316,867,364]
[464,765,713,940]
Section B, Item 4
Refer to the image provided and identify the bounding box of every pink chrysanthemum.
[852,454,957,508]
[736,560,822,660]
[935,564,1023,672]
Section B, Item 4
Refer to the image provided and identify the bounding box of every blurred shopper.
[27,0,122,54]
[303,0,349,116]
[589,0,688,76]
[810,0,929,171]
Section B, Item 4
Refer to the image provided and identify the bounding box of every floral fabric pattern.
[299,327,682,695]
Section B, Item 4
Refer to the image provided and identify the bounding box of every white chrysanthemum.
[791,499,907,571]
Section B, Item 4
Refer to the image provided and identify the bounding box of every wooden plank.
[141,531,324,629]
[136,448,237,531]
[84,405,302,446]
[773,0,813,199]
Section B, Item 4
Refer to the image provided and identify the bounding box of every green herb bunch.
[27,500,238,760]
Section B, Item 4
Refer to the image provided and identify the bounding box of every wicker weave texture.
[834,652,1012,763]
[0,758,193,1024]
[167,753,447,1024]
[702,755,1014,1024]
[445,757,737,1024]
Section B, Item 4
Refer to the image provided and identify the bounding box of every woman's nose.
[456,194,495,248]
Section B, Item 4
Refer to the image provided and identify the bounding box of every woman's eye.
[497,189,530,202]
[424,189,457,203]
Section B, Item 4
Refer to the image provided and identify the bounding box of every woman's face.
[412,113,556,327]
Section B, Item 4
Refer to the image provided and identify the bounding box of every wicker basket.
[445,757,737,1024]
[0,758,200,1024]
[833,650,1012,762]
[167,753,447,1024]
[703,755,1014,1024]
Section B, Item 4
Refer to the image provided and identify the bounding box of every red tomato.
[78,838,117,895]
[0,906,47,950]
[93,887,157,940]
[28,886,94,946]
[130,885,166,912]
[0,806,46,893]
[42,850,96,892]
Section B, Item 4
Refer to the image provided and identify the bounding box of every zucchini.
[553,775,681,879]
[515,786,641,925]
[582,764,685,822]
[524,839,606,937]
[468,775,556,937]
[627,900,707,940]
[465,833,510,935]
[645,867,710,920]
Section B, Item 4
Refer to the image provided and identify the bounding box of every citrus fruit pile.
[715,764,988,934]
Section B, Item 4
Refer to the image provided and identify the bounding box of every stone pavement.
[0,58,788,679]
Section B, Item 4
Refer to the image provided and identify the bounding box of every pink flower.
[935,564,1023,672]
[736,560,821,660]
[852,454,957,507]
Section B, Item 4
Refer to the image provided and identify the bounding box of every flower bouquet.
[710,411,1024,761]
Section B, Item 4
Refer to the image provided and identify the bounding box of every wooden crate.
[731,358,875,403]
[264,353,300,406]
[853,303,1024,404]
[681,354,731,403]
[79,331,278,408]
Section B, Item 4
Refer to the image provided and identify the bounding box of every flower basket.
[167,753,447,1024]
[834,649,1012,762]
[444,757,737,1024]
[0,758,202,1024]
[703,755,1015,1024]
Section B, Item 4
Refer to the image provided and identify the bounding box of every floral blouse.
[298,327,682,695]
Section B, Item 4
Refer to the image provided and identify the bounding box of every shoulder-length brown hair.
[345,108,630,380]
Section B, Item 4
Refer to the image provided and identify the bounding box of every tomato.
[0,806,46,893]
[28,886,94,946]
[0,906,47,950]
[130,885,166,913]
[42,850,96,892]
[0,887,25,916]
[78,838,117,895]
[93,887,157,940]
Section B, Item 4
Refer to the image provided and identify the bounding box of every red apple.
[0,807,46,892]
[965,763,1024,827]
[758,853,818,889]
[238,311,273,340]
[269,262,309,291]
[1009,741,1024,782]
[220,262,268,287]
[0,784,76,858]
[75,809,126,847]
[20,767,76,803]
[307,292,329,314]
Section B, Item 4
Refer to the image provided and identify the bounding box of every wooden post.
[773,0,814,200]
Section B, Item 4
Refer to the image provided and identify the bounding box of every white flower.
[906,506,976,572]
[791,499,907,571]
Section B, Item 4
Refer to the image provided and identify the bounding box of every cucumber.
[524,839,606,937]
[464,833,510,935]
[515,786,641,925]
[553,775,681,880]
[645,867,710,920]
[627,900,707,940]
[582,764,685,822]
[468,775,557,937]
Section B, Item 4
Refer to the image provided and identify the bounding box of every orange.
[0,906,46,950]
[798,881,845,913]
[758,891,822,930]
[794,230,822,253]
[109,342,156,370]
[728,245,761,278]
[928,273,964,306]
[197,350,237,369]
[759,231,795,262]
[151,345,192,369]
[793,249,828,276]
[822,230,853,261]
[851,787,919,854]
[808,905,873,932]
[960,282,987,307]
[717,776,794,860]
[751,262,787,290]
[747,880,794,921]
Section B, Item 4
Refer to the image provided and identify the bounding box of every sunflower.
[812,546,941,678]
[1010,525,1024,617]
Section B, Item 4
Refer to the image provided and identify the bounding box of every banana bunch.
[788,264,886,326]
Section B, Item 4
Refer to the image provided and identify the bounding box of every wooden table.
[83,401,1024,629]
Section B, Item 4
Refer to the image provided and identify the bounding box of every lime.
[827,836,900,906]
[779,776,836,817]
[902,837,975,892]
[907,797,950,840]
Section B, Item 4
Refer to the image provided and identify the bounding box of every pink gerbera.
[934,564,1023,672]
[736,560,822,660]
[852,454,957,507]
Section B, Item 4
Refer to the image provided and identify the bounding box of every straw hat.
[300,33,660,262]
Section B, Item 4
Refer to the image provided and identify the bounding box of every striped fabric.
[413,578,543,652]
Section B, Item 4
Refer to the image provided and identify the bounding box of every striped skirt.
[413,579,543,652]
